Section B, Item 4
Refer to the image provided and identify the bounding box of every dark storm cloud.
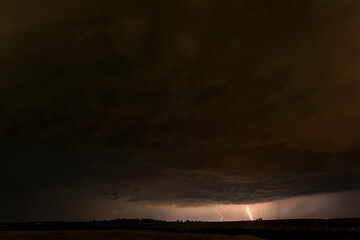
[112,147,360,206]
[2,0,360,220]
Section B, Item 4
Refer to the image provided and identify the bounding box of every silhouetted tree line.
[91,218,166,223]
[176,220,204,223]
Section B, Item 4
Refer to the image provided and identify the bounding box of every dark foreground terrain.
[1,218,360,240]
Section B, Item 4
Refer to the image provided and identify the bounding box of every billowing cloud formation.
[1,0,360,221]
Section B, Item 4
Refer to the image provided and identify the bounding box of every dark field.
[1,219,360,240]
[0,230,263,240]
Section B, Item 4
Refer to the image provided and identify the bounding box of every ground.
[0,230,264,240]
[1,219,360,240]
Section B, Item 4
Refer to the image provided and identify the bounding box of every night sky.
[2,0,360,222]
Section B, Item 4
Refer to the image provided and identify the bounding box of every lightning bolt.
[215,209,224,222]
[246,205,254,221]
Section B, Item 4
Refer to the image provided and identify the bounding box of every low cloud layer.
[1,0,360,221]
